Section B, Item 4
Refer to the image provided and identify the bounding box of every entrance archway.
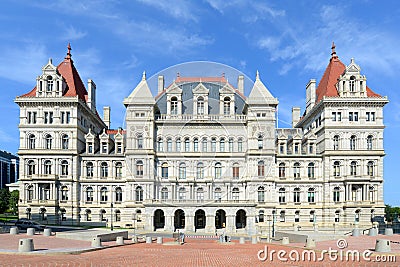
[195,209,206,230]
[236,209,246,229]
[174,209,185,230]
[154,209,165,230]
[215,209,226,229]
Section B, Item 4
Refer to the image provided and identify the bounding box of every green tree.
[385,205,400,222]
[9,190,19,215]
[0,188,10,213]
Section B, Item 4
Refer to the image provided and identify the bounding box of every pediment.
[85,129,95,139]
[219,83,235,94]
[277,132,287,140]
[292,132,302,140]
[167,82,182,94]
[346,58,361,74]
[192,83,209,94]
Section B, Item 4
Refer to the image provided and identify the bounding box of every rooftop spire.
[142,71,146,81]
[65,43,72,60]
[331,42,338,59]
[256,70,260,80]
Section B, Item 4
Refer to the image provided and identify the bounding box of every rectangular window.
[279,144,285,154]
[233,166,239,179]
[44,112,53,124]
[349,112,358,121]
[366,112,375,122]
[27,112,37,124]
[88,142,93,153]
[117,142,122,153]
[332,112,336,121]
[294,143,299,154]
[101,142,107,153]
[309,143,314,154]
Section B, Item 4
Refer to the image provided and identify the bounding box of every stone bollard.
[43,228,52,237]
[251,236,257,244]
[91,237,102,247]
[26,228,35,236]
[305,238,316,248]
[132,235,138,244]
[239,237,245,244]
[375,239,391,252]
[146,236,152,244]
[368,228,378,236]
[352,228,360,237]
[384,228,393,236]
[10,227,19,235]
[116,236,124,245]
[282,236,290,245]
[18,238,34,252]
[157,236,163,244]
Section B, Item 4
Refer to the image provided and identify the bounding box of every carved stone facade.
[15,44,388,234]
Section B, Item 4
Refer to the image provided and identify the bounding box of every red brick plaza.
[0,234,399,266]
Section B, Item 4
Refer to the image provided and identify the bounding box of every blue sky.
[1,0,399,205]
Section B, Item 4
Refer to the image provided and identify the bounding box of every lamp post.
[272,210,276,238]
[132,213,137,242]
[267,215,272,243]
[110,203,114,231]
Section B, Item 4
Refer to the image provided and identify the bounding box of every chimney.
[158,75,164,94]
[305,79,316,114]
[237,75,244,95]
[103,106,111,129]
[87,79,96,112]
[292,107,301,128]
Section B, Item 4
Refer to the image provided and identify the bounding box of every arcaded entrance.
[174,209,185,230]
[236,209,246,229]
[215,209,226,229]
[195,209,206,230]
[154,209,165,229]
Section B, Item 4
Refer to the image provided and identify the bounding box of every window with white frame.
[100,187,108,202]
[86,187,94,202]
[202,138,207,152]
[115,162,122,178]
[293,162,300,178]
[307,188,315,203]
[367,135,373,150]
[179,163,186,179]
[161,187,168,200]
[61,186,68,201]
[86,162,94,177]
[258,161,265,177]
[278,188,286,203]
[136,186,143,201]
[197,97,205,115]
[101,162,108,177]
[333,187,340,202]
[45,134,52,149]
[293,188,301,203]
[333,135,339,150]
[350,161,357,176]
[258,186,265,202]
[307,162,315,178]
[279,163,286,178]
[232,187,239,201]
[61,160,68,176]
[214,162,222,179]
[367,161,374,176]
[115,187,123,202]
[197,162,204,179]
[333,161,340,177]
[44,160,52,175]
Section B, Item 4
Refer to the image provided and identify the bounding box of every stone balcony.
[155,114,247,122]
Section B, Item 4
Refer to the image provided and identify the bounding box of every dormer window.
[47,76,53,92]
[197,97,205,115]
[349,76,356,92]
[223,97,230,115]
[101,142,108,154]
[171,97,178,115]
[88,142,93,153]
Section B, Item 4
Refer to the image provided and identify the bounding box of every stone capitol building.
[14,44,388,235]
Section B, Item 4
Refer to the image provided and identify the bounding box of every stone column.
[165,215,174,232]
[246,214,256,236]
[226,215,235,234]
[205,215,215,233]
[185,214,195,232]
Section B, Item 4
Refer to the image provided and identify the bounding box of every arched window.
[214,187,222,201]
[86,187,94,202]
[232,187,239,201]
[211,138,216,152]
[232,162,239,179]
[193,138,199,152]
[27,185,34,201]
[178,187,186,200]
[176,138,181,152]
[307,188,315,203]
[115,187,123,202]
[86,162,94,177]
[62,134,69,149]
[115,210,121,222]
[258,186,265,202]
[86,209,92,221]
[349,76,356,92]
[136,160,144,176]
[44,160,52,175]
[161,162,168,178]
[367,161,374,176]
[61,160,69,176]
[350,135,356,150]
[258,161,265,177]
[171,96,178,115]
[278,188,286,203]
[367,135,373,150]
[229,138,234,152]
[333,135,339,150]
[157,137,163,151]
[279,163,286,178]
[220,138,225,152]
[101,162,108,177]
[136,186,143,201]
[333,161,340,177]
[27,160,36,176]
[100,209,106,221]
[293,188,301,203]
[167,138,172,152]
[184,138,190,152]
[45,134,52,149]
[259,210,265,223]
[28,134,36,149]
[307,162,315,178]
[161,187,168,200]
[280,211,286,222]
[238,138,243,152]
[223,97,230,115]
[61,186,68,201]
[310,211,316,222]
[47,76,53,91]
[350,161,357,176]
[335,210,340,222]
[202,138,207,152]
[115,162,122,178]
[197,97,204,115]
[196,188,204,201]
[293,162,300,178]
[333,187,340,202]
[197,162,204,179]
[179,163,186,179]
[258,135,263,149]
[100,187,108,202]
[215,162,222,179]
[137,134,143,149]
[369,186,376,202]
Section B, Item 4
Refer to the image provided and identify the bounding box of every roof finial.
[256,70,260,80]
[142,71,146,81]
[66,43,72,59]
[177,72,180,78]
[331,42,337,59]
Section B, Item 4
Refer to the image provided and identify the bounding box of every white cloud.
[61,25,87,41]
[137,0,198,22]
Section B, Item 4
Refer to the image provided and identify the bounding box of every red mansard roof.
[315,43,380,103]
[20,44,88,102]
